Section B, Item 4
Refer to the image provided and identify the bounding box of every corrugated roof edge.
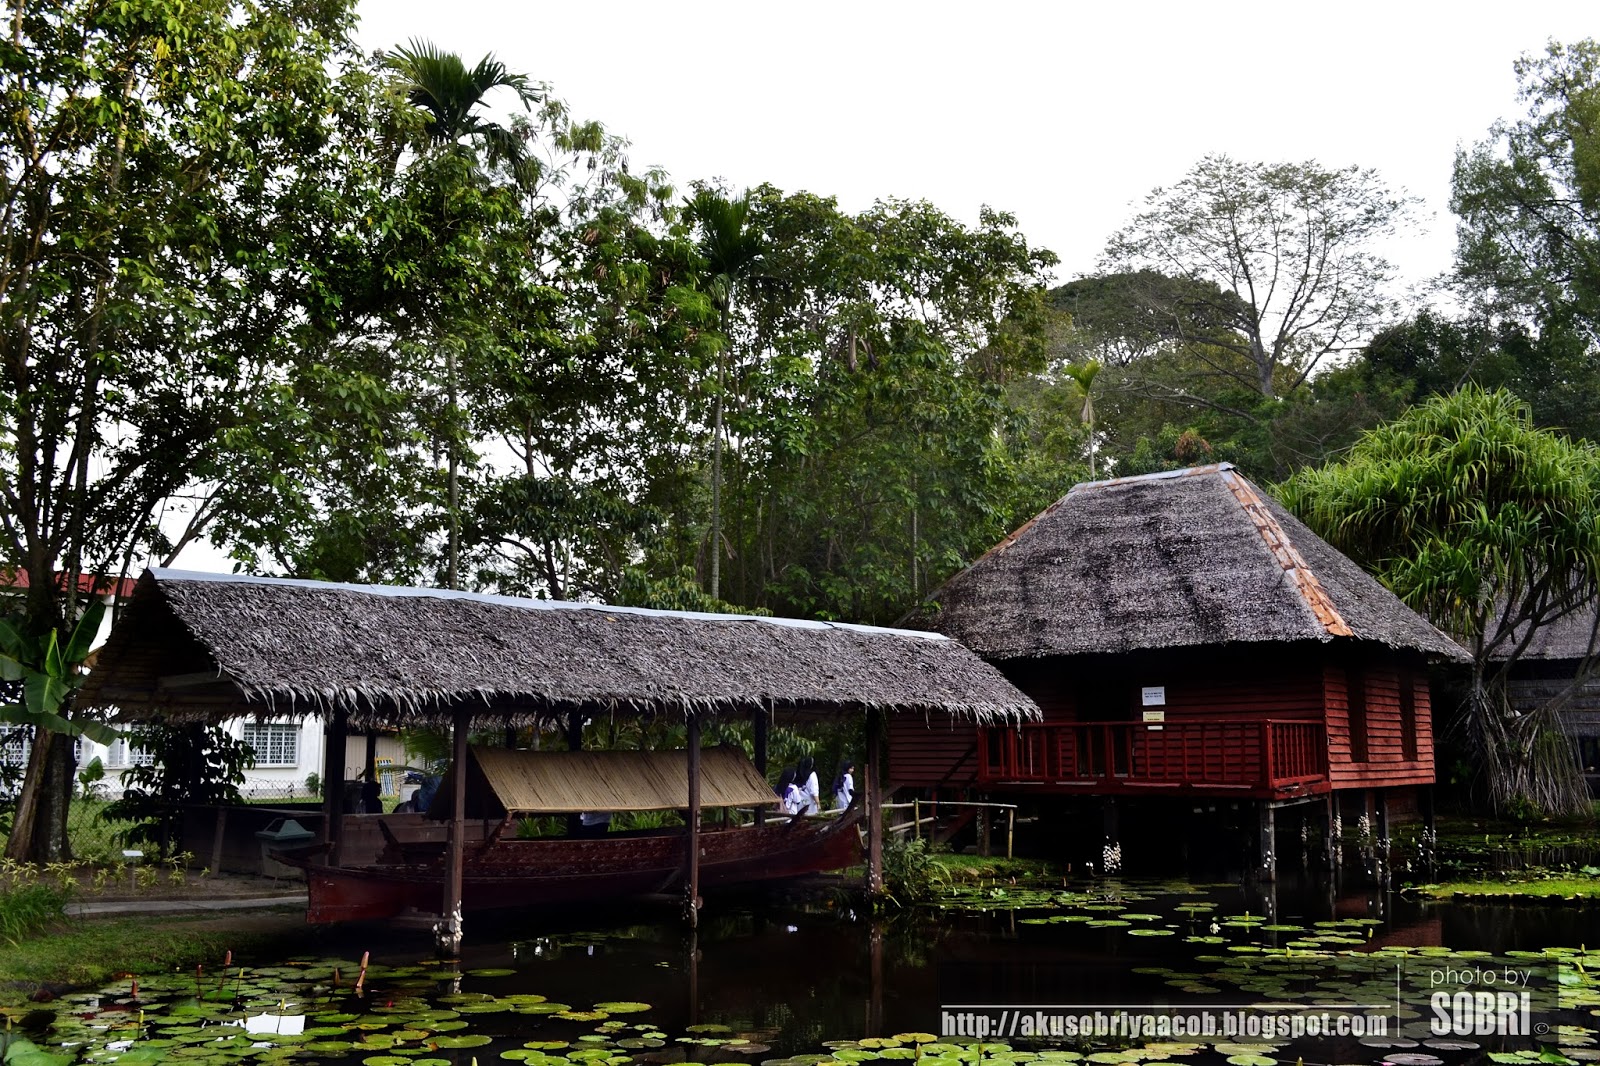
[1068,462,1234,495]
[147,568,949,642]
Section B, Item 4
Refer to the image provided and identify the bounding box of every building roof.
[906,464,1468,662]
[1,568,139,599]
[1493,601,1600,663]
[76,569,1039,728]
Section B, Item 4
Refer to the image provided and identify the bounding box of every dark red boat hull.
[281,811,862,923]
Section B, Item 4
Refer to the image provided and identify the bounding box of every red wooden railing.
[978,719,1327,795]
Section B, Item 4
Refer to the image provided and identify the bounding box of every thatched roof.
[1492,601,1600,663]
[907,465,1468,662]
[428,745,779,820]
[77,569,1038,728]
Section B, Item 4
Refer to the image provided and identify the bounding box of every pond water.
[9,857,1600,1066]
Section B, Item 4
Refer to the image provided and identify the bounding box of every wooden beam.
[322,712,347,867]
[156,670,228,690]
[865,707,884,896]
[437,707,470,955]
[752,702,769,827]
[686,713,702,925]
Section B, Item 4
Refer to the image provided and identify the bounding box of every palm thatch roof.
[428,745,779,820]
[77,569,1038,729]
[1492,601,1600,663]
[906,465,1467,662]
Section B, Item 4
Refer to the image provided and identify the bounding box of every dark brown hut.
[896,464,1469,875]
[79,569,1037,943]
[1493,602,1600,794]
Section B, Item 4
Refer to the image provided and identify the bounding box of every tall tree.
[1453,39,1600,347]
[1102,156,1417,399]
[685,189,765,602]
[383,40,541,591]
[1279,387,1600,815]
[0,0,359,859]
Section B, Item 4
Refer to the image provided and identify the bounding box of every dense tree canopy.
[9,11,1600,850]
[1280,388,1600,816]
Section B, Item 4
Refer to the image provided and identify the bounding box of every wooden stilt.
[977,793,991,857]
[1258,802,1276,883]
[565,711,584,836]
[1420,785,1437,870]
[1374,789,1390,885]
[437,707,469,955]
[364,732,378,809]
[753,703,769,827]
[867,920,884,1036]
[865,707,884,896]
[1100,797,1120,874]
[322,712,347,866]
[686,713,702,926]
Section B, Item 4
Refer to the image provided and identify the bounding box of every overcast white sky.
[355,0,1595,291]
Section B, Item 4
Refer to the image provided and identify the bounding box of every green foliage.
[1453,39,1600,345]
[0,883,69,946]
[880,837,949,907]
[76,758,106,802]
[101,726,255,857]
[1280,387,1600,815]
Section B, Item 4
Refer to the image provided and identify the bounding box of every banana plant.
[0,598,119,745]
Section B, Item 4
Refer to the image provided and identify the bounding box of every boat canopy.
[428,745,781,820]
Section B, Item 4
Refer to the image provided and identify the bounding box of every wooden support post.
[322,712,347,867]
[913,798,920,841]
[865,707,884,896]
[210,806,227,876]
[686,713,702,926]
[753,703,769,827]
[977,794,991,857]
[436,707,469,956]
[1100,797,1120,874]
[566,711,584,836]
[1258,802,1276,883]
[867,920,884,1036]
[1374,789,1390,886]
[1007,807,1015,859]
[363,732,378,811]
[1420,785,1437,870]
[1326,793,1340,871]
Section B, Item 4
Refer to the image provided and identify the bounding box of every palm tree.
[1063,359,1102,477]
[384,41,541,589]
[687,190,764,602]
[386,39,541,171]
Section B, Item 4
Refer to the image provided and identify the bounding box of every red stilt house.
[896,464,1468,869]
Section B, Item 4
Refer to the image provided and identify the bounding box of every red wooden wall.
[887,644,1436,791]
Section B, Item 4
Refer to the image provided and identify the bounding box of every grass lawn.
[1417,877,1600,900]
[0,909,314,1007]
[931,853,1058,881]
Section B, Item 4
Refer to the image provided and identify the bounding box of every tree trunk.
[708,351,725,602]
[3,727,50,862]
[32,733,75,862]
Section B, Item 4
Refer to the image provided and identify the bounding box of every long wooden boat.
[274,744,861,924]
[278,808,862,923]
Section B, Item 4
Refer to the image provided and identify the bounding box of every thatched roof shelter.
[78,569,1038,728]
[906,464,1468,662]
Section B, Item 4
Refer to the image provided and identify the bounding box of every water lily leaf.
[1223,1056,1275,1066]
[434,1035,493,1048]
[466,968,517,977]
[595,1002,651,1014]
